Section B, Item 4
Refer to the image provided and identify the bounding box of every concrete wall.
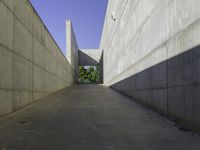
[0,0,75,116]
[78,49,102,66]
[100,0,200,131]
[66,20,78,81]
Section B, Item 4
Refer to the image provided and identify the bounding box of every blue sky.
[30,0,108,55]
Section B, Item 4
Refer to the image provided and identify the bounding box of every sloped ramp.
[0,84,199,150]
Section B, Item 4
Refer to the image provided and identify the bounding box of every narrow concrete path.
[0,85,200,150]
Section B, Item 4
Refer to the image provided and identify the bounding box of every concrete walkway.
[0,85,200,150]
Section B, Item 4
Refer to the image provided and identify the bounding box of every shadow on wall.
[0,0,74,117]
[100,51,104,83]
[78,50,99,66]
[110,45,200,132]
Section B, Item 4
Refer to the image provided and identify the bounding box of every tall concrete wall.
[66,20,79,81]
[0,0,75,116]
[100,0,200,131]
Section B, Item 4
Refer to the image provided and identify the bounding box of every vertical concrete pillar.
[66,20,79,82]
[66,20,72,64]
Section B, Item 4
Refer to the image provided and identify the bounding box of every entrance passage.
[0,85,200,150]
[78,66,100,83]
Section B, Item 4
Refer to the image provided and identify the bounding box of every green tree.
[78,66,100,83]
[78,66,87,82]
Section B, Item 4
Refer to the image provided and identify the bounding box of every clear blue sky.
[30,0,108,54]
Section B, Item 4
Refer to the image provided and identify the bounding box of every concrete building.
[0,0,102,117]
[0,0,200,133]
[100,0,200,131]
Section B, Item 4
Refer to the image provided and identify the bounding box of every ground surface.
[0,84,200,150]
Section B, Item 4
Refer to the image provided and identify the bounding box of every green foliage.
[78,66,100,83]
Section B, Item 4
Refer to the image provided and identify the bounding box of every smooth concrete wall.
[0,0,74,116]
[100,0,200,130]
[66,20,78,81]
[78,49,102,66]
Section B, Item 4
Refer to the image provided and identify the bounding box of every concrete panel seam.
[0,88,50,93]
[0,43,69,82]
[108,0,163,48]
[11,6,15,112]
[1,0,69,65]
[105,17,200,85]
[29,1,66,59]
